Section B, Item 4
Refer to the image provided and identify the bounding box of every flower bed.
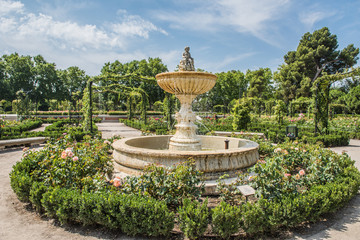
[1,119,97,141]
[9,135,360,239]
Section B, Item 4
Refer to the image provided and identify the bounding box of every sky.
[1,0,359,76]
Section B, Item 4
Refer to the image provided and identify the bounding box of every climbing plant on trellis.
[81,73,164,132]
[313,68,360,135]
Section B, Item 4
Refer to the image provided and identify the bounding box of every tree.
[31,55,63,111]
[2,53,34,101]
[246,68,273,100]
[275,27,359,103]
[207,70,247,112]
[0,60,10,101]
[100,58,168,109]
[58,66,89,112]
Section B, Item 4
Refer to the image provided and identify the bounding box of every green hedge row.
[1,120,42,135]
[108,111,163,116]
[302,133,350,147]
[11,167,359,239]
[10,172,174,237]
[246,122,350,147]
[1,119,98,141]
[121,119,168,134]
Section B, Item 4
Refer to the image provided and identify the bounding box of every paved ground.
[0,123,359,239]
[30,123,51,132]
[96,122,142,139]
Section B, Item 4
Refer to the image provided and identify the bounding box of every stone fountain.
[113,47,259,194]
[156,46,217,151]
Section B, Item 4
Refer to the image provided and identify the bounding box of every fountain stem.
[169,94,200,151]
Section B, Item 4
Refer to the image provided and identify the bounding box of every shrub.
[29,181,48,213]
[116,194,174,237]
[121,159,203,207]
[178,198,209,240]
[232,99,251,130]
[9,171,33,202]
[211,201,241,239]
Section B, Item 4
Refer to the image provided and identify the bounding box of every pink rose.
[284,173,291,178]
[73,156,79,161]
[61,151,67,159]
[67,151,74,157]
[113,178,121,187]
[299,169,305,176]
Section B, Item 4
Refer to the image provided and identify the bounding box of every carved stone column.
[169,94,200,151]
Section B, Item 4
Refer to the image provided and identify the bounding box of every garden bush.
[211,201,241,239]
[178,198,209,240]
[1,119,42,136]
[121,159,203,207]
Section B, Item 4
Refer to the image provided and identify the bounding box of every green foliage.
[100,57,167,107]
[81,81,92,132]
[207,70,247,113]
[29,181,48,213]
[9,171,33,202]
[302,133,349,147]
[246,68,273,100]
[275,27,359,102]
[1,119,42,135]
[121,159,203,207]
[153,100,163,111]
[163,93,175,130]
[249,142,347,200]
[346,85,360,113]
[11,135,112,192]
[232,99,251,130]
[122,117,168,134]
[178,198,209,240]
[116,194,175,236]
[211,201,241,239]
[274,100,286,124]
[0,99,11,112]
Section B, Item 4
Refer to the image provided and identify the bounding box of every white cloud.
[217,0,290,33]
[112,9,167,38]
[299,11,336,28]
[0,0,23,16]
[0,1,167,52]
[16,13,116,49]
[203,52,256,72]
[156,0,290,44]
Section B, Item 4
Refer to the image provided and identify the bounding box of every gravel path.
[0,125,359,239]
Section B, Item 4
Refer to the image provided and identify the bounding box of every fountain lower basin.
[112,135,259,181]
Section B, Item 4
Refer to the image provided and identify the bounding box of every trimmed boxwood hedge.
[9,137,360,238]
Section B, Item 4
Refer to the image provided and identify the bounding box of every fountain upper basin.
[156,71,217,95]
[113,135,259,180]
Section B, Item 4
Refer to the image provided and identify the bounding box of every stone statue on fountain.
[179,46,195,71]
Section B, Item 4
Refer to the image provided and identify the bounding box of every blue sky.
[1,0,359,76]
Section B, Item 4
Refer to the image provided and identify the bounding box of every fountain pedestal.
[169,94,200,151]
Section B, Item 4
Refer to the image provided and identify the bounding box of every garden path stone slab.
[96,122,142,139]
